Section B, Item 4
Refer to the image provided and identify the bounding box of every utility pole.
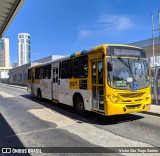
[151,11,160,104]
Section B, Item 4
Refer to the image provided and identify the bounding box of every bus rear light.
[146,93,151,101]
[147,93,151,97]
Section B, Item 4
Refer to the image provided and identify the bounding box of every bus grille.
[118,92,145,98]
[126,104,141,110]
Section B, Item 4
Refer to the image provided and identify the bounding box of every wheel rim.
[77,101,84,111]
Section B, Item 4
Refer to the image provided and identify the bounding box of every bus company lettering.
[70,81,78,87]
[44,83,48,88]
[41,82,48,88]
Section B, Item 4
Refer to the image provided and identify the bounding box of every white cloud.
[97,14,134,31]
[77,14,137,39]
[78,29,92,39]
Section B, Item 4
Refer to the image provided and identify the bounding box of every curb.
[140,111,160,117]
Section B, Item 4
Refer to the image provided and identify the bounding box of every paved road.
[0,84,160,155]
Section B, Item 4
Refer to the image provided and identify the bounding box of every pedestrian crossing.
[0,91,15,98]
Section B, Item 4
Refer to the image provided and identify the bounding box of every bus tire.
[75,96,86,115]
[37,89,42,100]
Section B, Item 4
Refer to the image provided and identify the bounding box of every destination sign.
[107,46,146,58]
[114,49,141,57]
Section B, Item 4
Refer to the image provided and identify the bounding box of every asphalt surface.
[0,84,160,155]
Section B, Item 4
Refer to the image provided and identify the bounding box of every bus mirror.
[108,62,112,71]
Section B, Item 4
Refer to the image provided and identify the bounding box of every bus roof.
[29,44,144,69]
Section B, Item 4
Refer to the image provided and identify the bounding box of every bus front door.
[52,67,59,101]
[91,60,104,112]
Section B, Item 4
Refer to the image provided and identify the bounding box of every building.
[130,37,160,67]
[0,38,10,67]
[0,38,11,82]
[18,33,31,66]
[0,0,25,38]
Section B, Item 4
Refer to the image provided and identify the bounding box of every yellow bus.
[27,44,151,116]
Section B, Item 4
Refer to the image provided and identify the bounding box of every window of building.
[20,39,24,43]
[0,41,4,50]
[26,40,30,44]
[74,55,88,78]
[61,59,73,79]
[20,44,23,50]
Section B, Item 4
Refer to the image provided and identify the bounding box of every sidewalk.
[142,104,160,117]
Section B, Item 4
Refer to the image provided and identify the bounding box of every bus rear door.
[52,64,59,101]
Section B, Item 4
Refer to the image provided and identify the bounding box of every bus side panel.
[59,79,73,106]
[58,79,92,111]
[41,79,52,100]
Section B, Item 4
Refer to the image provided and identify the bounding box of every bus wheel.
[37,89,42,100]
[75,96,86,115]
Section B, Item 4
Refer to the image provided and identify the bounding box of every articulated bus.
[27,44,151,116]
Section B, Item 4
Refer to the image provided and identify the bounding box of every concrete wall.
[8,55,64,86]
[8,63,31,86]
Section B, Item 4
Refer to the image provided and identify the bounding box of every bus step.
[52,99,58,103]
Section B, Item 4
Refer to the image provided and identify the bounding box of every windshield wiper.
[117,56,136,84]
[117,56,129,68]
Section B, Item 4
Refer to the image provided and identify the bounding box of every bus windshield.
[107,58,150,90]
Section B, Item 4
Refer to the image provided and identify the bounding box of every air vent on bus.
[122,100,131,103]
[119,92,145,98]
[126,104,141,110]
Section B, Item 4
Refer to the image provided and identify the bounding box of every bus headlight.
[108,94,119,103]
[146,93,151,101]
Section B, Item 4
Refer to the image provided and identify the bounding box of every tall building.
[18,33,31,66]
[0,38,10,67]
[0,38,11,80]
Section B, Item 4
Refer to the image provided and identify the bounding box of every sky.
[3,0,160,64]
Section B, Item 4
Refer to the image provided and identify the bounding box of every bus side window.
[28,69,32,80]
[92,62,96,84]
[56,68,58,82]
[98,61,103,84]
[61,59,73,79]
[53,69,56,82]
[45,65,51,79]
[40,67,45,79]
[35,68,40,79]
[74,55,88,78]
[59,62,61,79]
